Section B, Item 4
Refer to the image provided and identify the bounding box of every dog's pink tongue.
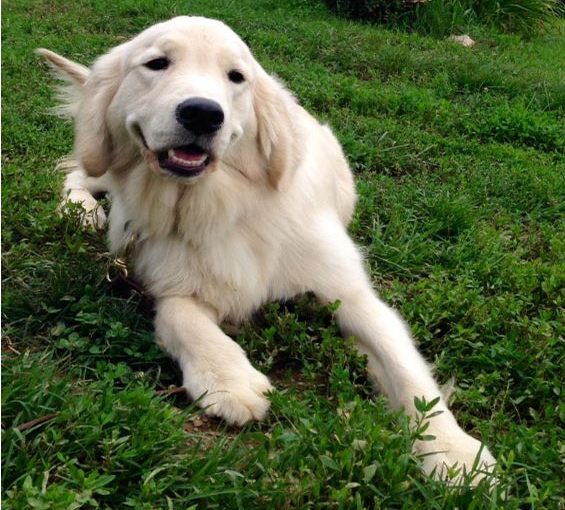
[168,148,207,168]
[171,148,204,162]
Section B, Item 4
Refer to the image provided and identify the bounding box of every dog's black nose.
[175,98,224,135]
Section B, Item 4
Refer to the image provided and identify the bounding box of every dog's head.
[39,16,300,189]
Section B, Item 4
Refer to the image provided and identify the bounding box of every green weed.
[322,0,563,37]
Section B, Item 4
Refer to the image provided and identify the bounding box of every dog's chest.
[114,169,297,320]
[134,228,278,320]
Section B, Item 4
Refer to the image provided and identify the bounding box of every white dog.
[38,16,495,482]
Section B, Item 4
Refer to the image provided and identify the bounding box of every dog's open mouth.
[157,144,210,177]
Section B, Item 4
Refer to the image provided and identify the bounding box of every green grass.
[2,0,564,507]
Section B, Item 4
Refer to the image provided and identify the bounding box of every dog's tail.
[36,48,89,118]
[37,49,107,228]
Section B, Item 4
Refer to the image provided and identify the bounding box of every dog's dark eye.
[228,70,245,83]
[144,57,170,71]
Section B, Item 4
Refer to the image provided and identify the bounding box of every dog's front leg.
[334,287,496,482]
[155,296,273,425]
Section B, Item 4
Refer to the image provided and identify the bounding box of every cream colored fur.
[39,16,496,483]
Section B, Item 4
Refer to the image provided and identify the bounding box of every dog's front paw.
[61,191,107,230]
[416,430,496,485]
[183,358,273,426]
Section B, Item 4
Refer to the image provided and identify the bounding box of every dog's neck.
[116,157,269,246]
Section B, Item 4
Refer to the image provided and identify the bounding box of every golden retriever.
[38,16,495,482]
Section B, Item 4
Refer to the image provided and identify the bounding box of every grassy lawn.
[2,0,564,507]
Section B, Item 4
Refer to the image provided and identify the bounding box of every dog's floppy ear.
[254,70,301,190]
[74,49,123,177]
